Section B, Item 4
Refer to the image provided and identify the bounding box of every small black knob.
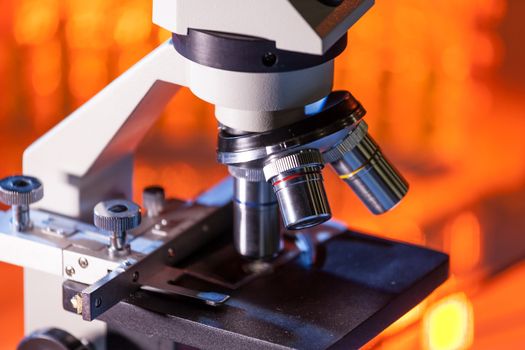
[142,185,165,217]
[319,0,344,7]
[18,328,89,350]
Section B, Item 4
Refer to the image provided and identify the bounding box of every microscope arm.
[21,37,335,221]
[23,41,188,220]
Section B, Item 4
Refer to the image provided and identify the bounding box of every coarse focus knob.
[94,199,141,254]
[0,175,43,231]
[0,175,43,206]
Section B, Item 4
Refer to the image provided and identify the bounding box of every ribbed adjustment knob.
[0,175,43,206]
[262,149,331,230]
[263,149,324,181]
[94,199,141,232]
[228,165,265,182]
[323,121,368,163]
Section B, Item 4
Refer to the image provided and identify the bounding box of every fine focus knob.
[0,175,43,206]
[94,199,141,232]
[17,327,89,350]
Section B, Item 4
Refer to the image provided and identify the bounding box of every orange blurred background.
[1,0,525,349]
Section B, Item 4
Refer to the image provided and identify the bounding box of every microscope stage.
[65,227,448,350]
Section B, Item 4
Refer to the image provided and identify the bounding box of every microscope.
[0,1,449,349]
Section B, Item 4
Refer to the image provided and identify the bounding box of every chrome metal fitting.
[217,91,365,166]
[228,166,265,182]
[94,199,141,254]
[263,148,324,181]
[264,149,331,230]
[143,186,165,218]
[327,129,409,215]
[229,165,281,259]
[323,121,368,163]
[233,177,281,259]
[0,175,43,206]
[0,175,43,231]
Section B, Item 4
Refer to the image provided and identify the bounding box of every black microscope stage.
[64,225,448,350]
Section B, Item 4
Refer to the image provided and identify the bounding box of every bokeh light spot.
[14,0,60,45]
[423,293,474,350]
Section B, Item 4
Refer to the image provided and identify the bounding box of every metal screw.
[0,175,43,231]
[78,257,89,269]
[65,266,75,277]
[70,294,82,314]
[93,199,141,256]
[132,271,139,283]
[262,52,277,67]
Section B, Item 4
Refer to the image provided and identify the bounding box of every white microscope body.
[0,2,437,349]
